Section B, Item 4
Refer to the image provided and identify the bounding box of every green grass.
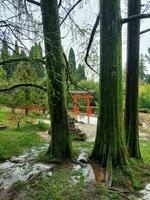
[140,139,150,163]
[0,108,48,161]
[0,129,46,161]
[9,166,110,200]
[23,120,50,131]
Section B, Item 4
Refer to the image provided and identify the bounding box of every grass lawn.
[0,129,46,161]
[140,139,150,163]
[0,108,48,161]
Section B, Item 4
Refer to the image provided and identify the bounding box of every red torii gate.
[70,90,94,115]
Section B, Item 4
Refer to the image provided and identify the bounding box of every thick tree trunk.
[91,0,128,167]
[41,0,71,159]
[124,0,141,159]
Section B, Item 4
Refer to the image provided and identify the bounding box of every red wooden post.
[86,96,92,115]
[73,96,80,113]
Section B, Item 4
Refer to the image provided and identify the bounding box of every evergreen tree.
[144,48,150,83]
[68,47,77,83]
[124,0,141,159]
[77,63,87,81]
[20,49,26,58]
[11,41,20,75]
[0,40,11,78]
[30,43,45,78]
[0,66,8,105]
[91,0,128,167]
[145,74,150,84]
[139,54,147,81]
[0,66,7,86]
[145,48,150,64]
[10,61,38,109]
[41,0,71,159]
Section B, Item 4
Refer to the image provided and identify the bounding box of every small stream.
[138,184,150,200]
[73,149,104,183]
[77,114,97,125]
[0,144,54,190]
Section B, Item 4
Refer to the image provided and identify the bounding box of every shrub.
[139,84,150,110]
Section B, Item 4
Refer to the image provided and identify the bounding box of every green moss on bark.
[41,0,71,159]
[91,0,128,167]
[125,0,141,159]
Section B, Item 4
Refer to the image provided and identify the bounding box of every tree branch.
[122,13,150,23]
[63,52,94,94]
[58,0,62,8]
[60,0,83,26]
[85,12,100,75]
[26,0,40,6]
[140,28,150,35]
[0,83,47,93]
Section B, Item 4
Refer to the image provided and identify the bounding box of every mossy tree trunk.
[41,0,71,159]
[124,0,141,158]
[91,0,128,167]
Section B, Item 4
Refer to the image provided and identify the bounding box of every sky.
[61,0,150,78]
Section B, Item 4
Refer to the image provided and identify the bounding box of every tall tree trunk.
[41,0,71,159]
[91,0,128,167]
[124,0,141,159]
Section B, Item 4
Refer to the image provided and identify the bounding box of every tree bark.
[91,0,128,167]
[41,0,71,159]
[124,0,141,158]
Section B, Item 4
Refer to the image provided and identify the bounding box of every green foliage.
[143,49,150,84]
[145,74,150,84]
[68,47,78,83]
[9,61,38,106]
[77,63,87,81]
[0,42,47,108]
[24,120,50,131]
[139,84,150,110]
[139,54,147,82]
[30,42,45,78]
[0,67,11,105]
[78,79,99,100]
[0,66,7,86]
[145,47,150,64]
[11,41,20,74]
[0,40,11,78]
[140,139,150,163]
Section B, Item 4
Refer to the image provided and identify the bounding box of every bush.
[139,84,150,110]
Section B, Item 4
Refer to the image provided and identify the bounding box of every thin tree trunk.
[41,0,71,159]
[91,0,128,167]
[124,0,141,158]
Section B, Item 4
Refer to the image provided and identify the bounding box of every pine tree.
[30,43,45,78]
[139,54,147,81]
[1,40,11,78]
[68,47,77,83]
[145,48,150,64]
[91,0,128,167]
[124,0,141,159]
[11,61,37,111]
[77,64,86,81]
[11,41,20,75]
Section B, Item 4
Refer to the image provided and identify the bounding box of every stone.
[0,124,7,130]
[68,116,86,141]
